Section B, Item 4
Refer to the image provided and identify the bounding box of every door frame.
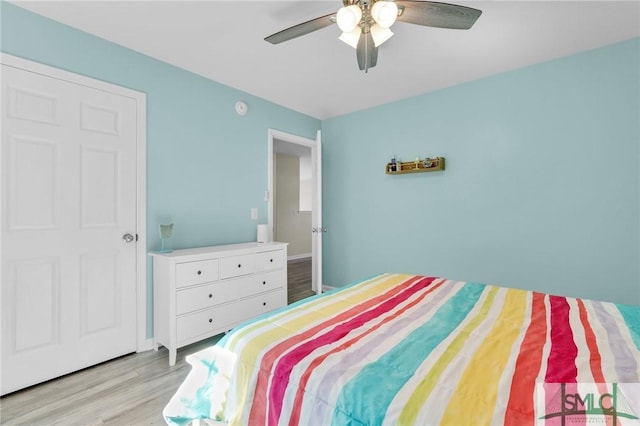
[267,128,321,294]
[0,53,148,351]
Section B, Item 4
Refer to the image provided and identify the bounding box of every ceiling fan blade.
[265,12,336,44]
[395,1,482,30]
[356,31,378,72]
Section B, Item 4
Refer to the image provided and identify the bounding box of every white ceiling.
[10,1,640,119]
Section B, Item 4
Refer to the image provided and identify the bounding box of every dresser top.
[149,241,288,260]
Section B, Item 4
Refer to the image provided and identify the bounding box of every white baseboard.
[138,337,154,352]
[288,253,311,261]
[321,285,337,292]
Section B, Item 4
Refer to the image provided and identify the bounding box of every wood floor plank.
[288,257,314,303]
[0,259,314,425]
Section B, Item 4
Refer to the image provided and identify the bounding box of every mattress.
[163,273,640,425]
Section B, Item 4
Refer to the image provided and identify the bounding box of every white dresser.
[150,242,288,365]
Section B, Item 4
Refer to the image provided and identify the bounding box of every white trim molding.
[268,128,323,295]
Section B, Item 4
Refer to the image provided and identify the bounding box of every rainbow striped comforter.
[163,273,640,425]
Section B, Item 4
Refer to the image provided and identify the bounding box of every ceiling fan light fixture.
[264,1,482,72]
[336,5,363,33]
[370,24,393,47]
[339,26,362,49]
[371,1,398,28]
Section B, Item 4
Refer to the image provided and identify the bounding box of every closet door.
[1,64,138,395]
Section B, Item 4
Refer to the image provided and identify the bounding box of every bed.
[163,273,640,425]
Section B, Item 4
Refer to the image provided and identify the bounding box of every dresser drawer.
[175,259,219,289]
[152,242,288,366]
[255,249,285,272]
[177,302,238,343]
[219,254,255,279]
[238,289,285,322]
[176,281,237,315]
[238,270,285,299]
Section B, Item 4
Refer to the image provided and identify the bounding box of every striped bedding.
[163,273,640,425]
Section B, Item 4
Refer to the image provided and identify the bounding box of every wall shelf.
[386,157,445,175]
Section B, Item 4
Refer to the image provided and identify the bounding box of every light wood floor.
[0,258,313,425]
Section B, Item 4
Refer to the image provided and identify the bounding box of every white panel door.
[1,64,138,395]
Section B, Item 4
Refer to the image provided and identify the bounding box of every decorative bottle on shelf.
[390,156,397,172]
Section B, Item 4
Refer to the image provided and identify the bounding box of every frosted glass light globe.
[339,27,362,49]
[370,24,393,47]
[371,1,398,28]
[337,5,362,33]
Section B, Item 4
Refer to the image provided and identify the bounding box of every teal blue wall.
[1,2,321,336]
[2,1,638,327]
[322,38,640,305]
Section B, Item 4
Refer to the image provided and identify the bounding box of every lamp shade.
[370,24,393,47]
[339,26,362,49]
[337,5,362,32]
[371,1,398,28]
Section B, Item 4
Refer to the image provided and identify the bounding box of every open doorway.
[274,143,313,303]
[268,129,322,302]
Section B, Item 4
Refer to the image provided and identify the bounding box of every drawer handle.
[197,270,202,275]
[208,318,213,323]
[262,281,266,285]
[263,302,266,306]
[237,264,242,268]
[208,293,213,298]
[270,259,273,263]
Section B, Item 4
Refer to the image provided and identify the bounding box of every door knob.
[122,233,135,243]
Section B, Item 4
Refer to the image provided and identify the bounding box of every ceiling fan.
[265,0,482,72]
